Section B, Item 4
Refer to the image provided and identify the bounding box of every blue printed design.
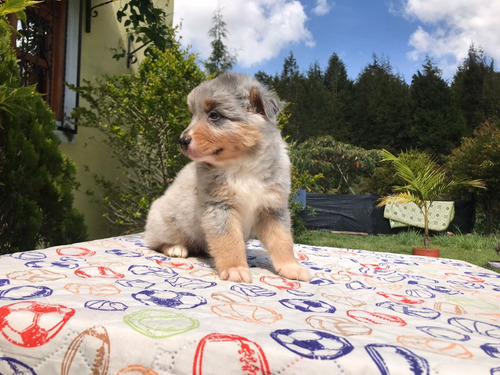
[279,299,336,313]
[376,301,440,320]
[449,318,500,339]
[0,285,52,300]
[0,279,10,287]
[128,265,177,278]
[417,326,470,341]
[25,260,80,269]
[481,343,500,359]
[270,329,353,360]
[85,300,128,312]
[133,289,207,309]
[231,284,276,297]
[365,344,430,375]
[165,277,216,290]
[0,357,37,375]
[106,249,143,257]
[116,279,155,289]
[10,251,46,261]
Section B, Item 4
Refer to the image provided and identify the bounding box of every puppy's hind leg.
[255,209,312,282]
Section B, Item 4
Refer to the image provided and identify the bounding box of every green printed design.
[124,309,200,339]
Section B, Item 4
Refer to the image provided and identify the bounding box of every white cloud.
[312,0,332,16]
[403,0,500,73]
[173,0,315,68]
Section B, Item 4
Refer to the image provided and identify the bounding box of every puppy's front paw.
[277,263,312,282]
[161,244,189,258]
[219,266,252,283]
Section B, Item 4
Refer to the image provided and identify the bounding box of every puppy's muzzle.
[179,136,191,151]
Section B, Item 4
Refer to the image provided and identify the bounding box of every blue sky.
[174,0,500,84]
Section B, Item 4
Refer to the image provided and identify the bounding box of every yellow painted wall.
[60,1,174,240]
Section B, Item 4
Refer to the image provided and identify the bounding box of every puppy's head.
[179,73,283,165]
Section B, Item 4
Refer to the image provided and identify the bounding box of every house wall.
[60,1,175,240]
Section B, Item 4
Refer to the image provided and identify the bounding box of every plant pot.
[412,247,440,258]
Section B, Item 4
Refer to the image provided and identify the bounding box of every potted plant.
[377,149,484,257]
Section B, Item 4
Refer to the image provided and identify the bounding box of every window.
[12,0,80,137]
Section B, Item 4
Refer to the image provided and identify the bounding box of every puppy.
[144,73,311,283]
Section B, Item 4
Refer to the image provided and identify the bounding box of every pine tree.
[410,57,465,155]
[204,2,237,75]
[350,55,411,152]
[323,53,354,142]
[451,44,499,135]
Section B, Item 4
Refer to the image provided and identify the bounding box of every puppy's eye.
[208,111,221,121]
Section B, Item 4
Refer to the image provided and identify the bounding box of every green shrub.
[0,23,87,253]
[292,136,379,194]
[70,41,208,234]
[447,119,500,234]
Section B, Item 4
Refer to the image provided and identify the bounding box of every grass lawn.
[296,230,500,272]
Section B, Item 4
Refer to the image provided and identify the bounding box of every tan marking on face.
[203,98,215,112]
[190,121,262,163]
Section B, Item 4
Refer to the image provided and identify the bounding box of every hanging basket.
[412,247,440,258]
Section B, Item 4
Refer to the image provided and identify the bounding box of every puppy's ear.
[249,87,284,122]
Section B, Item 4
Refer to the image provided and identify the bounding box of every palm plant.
[377,149,484,249]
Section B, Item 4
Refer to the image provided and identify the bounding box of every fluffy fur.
[144,73,311,283]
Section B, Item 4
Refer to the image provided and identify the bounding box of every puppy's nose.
[179,136,192,151]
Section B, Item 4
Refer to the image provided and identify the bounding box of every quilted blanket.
[383,201,455,231]
[0,234,499,374]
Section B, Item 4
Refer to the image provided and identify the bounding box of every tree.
[113,0,175,62]
[70,40,208,234]
[410,57,465,156]
[350,55,411,152]
[0,21,86,253]
[323,53,354,142]
[378,149,484,249]
[451,44,499,135]
[204,2,237,74]
[447,120,500,233]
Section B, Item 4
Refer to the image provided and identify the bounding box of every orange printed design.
[321,293,366,308]
[116,365,159,375]
[397,335,473,359]
[6,269,67,282]
[306,316,372,336]
[193,333,270,375]
[259,276,301,290]
[64,283,121,296]
[433,302,467,315]
[61,326,110,375]
[0,301,74,347]
[211,291,250,303]
[211,303,282,324]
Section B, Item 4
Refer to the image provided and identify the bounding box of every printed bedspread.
[0,234,499,375]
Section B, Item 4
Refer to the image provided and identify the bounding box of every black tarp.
[301,192,476,235]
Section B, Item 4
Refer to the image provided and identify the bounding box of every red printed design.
[347,310,407,326]
[377,292,425,305]
[0,301,74,347]
[259,276,300,290]
[156,261,194,270]
[74,266,125,279]
[193,333,270,375]
[56,247,96,257]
